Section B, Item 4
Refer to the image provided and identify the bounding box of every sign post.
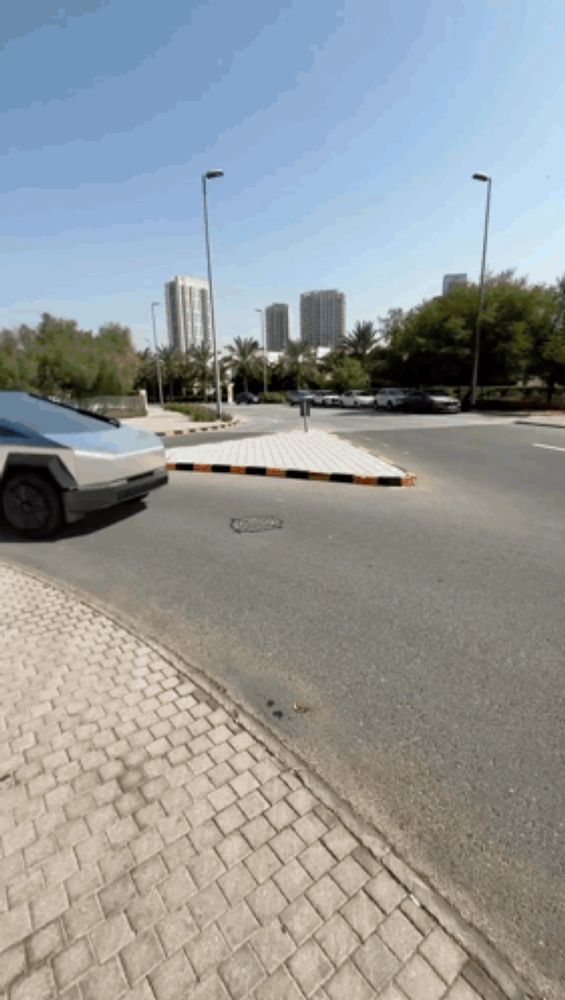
[299,398,311,433]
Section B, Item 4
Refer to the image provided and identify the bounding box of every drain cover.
[230,515,284,534]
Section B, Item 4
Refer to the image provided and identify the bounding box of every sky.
[1,0,564,350]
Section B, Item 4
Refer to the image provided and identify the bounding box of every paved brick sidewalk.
[0,564,530,1000]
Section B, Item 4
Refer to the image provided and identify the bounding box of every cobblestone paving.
[0,563,513,999]
[166,430,406,477]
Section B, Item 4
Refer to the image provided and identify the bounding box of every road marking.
[532,442,565,453]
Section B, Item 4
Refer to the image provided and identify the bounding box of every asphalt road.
[2,416,564,997]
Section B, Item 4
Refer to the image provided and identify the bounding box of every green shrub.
[164,403,232,422]
[259,391,286,404]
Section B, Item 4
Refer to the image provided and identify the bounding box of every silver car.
[375,387,411,410]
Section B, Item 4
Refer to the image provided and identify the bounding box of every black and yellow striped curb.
[155,420,237,437]
[166,460,416,487]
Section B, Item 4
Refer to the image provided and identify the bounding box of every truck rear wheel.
[1,471,63,538]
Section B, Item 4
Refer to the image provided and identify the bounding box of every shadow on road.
[0,500,146,544]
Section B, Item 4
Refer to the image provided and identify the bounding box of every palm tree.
[135,348,159,401]
[225,336,261,393]
[340,321,380,368]
[157,347,184,400]
[280,341,318,388]
[189,344,213,401]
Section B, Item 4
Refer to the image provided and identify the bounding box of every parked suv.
[0,392,168,537]
[375,387,411,410]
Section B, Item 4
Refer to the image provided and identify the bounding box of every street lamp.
[255,308,268,395]
[202,169,224,419]
[470,171,492,407]
[150,301,164,407]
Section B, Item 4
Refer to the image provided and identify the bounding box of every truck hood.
[49,426,166,486]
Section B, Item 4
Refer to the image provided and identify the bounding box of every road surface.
[1,413,564,997]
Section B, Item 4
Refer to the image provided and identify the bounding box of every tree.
[0,314,138,398]
[0,326,38,390]
[93,323,139,395]
[134,348,160,401]
[340,321,379,369]
[377,273,553,389]
[279,341,318,388]
[527,275,565,403]
[329,356,370,392]
[157,347,185,400]
[225,336,260,393]
[32,314,97,398]
[188,344,213,400]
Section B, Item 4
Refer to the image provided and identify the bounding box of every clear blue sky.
[1,0,564,349]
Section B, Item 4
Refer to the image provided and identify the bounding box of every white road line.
[532,442,565,453]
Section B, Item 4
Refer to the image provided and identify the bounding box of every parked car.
[235,391,260,405]
[311,390,334,406]
[0,392,168,538]
[398,390,462,413]
[321,391,342,407]
[375,387,411,410]
[339,389,375,408]
[287,389,316,406]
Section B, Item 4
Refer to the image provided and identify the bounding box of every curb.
[515,419,565,431]
[155,419,238,437]
[0,557,539,1000]
[166,461,417,487]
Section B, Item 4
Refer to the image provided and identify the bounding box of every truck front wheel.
[1,471,63,538]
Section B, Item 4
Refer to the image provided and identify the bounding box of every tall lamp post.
[202,169,224,419]
[255,308,268,395]
[470,172,492,407]
[150,301,164,406]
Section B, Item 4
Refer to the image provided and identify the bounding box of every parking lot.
[224,400,514,438]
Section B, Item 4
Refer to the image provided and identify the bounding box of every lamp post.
[202,169,224,419]
[150,301,164,406]
[470,172,492,407]
[255,308,268,395]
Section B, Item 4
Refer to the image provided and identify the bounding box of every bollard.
[299,398,311,432]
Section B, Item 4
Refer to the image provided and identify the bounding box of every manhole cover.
[230,515,284,534]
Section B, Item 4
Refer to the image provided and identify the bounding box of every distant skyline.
[1,0,564,350]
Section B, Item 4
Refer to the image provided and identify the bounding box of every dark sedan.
[235,391,260,405]
[287,389,316,406]
[399,390,462,413]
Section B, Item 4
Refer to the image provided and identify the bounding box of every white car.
[339,389,375,408]
[375,387,411,410]
[321,392,341,407]
[0,392,168,537]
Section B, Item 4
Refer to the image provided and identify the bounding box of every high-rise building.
[300,290,345,348]
[265,303,289,352]
[442,273,468,295]
[164,275,211,353]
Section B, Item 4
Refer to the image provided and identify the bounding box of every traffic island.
[167,429,416,487]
